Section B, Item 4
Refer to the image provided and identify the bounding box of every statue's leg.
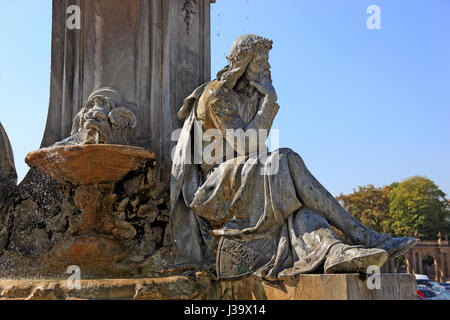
[287,151,381,245]
[287,151,416,257]
[280,208,387,275]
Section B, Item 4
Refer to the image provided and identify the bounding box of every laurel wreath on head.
[226,35,273,64]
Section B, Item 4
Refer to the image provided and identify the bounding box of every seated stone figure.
[54,88,137,146]
[170,34,416,280]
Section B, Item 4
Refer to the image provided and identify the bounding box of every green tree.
[337,185,392,234]
[389,176,450,239]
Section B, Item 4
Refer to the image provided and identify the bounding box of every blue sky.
[0,0,449,197]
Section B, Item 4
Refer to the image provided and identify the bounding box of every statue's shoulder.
[199,80,234,109]
[197,80,233,121]
[200,80,228,101]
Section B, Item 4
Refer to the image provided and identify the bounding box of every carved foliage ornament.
[182,0,197,36]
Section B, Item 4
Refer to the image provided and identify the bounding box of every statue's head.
[218,34,273,89]
[71,88,137,145]
[178,35,274,120]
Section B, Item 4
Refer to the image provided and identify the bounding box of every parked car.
[434,290,450,300]
[417,285,441,300]
[417,285,450,300]
[427,281,445,291]
[415,274,430,286]
[438,282,450,291]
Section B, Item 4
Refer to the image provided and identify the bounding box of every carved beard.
[245,69,270,101]
[235,69,271,123]
[235,81,264,124]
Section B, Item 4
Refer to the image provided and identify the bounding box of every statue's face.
[82,98,114,143]
[245,49,271,82]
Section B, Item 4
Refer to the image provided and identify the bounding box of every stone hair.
[227,34,273,64]
[217,34,273,90]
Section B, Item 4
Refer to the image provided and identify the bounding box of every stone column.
[41,0,215,184]
[411,252,417,274]
[405,253,412,274]
[434,256,444,282]
[389,258,396,273]
[418,252,423,274]
[444,253,449,281]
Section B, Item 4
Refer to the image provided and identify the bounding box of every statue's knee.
[295,208,331,233]
[287,150,306,169]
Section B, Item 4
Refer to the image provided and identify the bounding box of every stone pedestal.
[0,274,417,300]
[204,274,417,300]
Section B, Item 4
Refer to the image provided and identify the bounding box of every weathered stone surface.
[0,276,209,300]
[124,175,145,198]
[137,203,159,220]
[0,0,212,280]
[7,200,51,256]
[134,276,211,300]
[44,236,128,278]
[1,144,169,279]
[117,197,130,212]
[41,0,214,181]
[0,122,17,207]
[134,247,176,277]
[171,34,417,280]
[202,274,418,300]
[26,144,155,185]
[53,89,138,146]
[111,220,137,240]
[0,0,419,290]
[0,274,416,300]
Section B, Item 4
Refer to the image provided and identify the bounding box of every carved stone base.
[0,274,416,300]
[203,274,417,300]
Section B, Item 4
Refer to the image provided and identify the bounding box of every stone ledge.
[0,273,417,300]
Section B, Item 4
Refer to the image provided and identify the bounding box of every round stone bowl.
[25,144,155,185]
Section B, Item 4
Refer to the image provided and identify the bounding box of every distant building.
[382,233,449,282]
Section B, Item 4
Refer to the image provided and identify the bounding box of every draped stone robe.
[170,80,341,280]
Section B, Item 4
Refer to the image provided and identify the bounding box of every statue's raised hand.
[250,78,278,103]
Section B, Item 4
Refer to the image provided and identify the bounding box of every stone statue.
[0,122,17,249]
[170,34,416,280]
[0,123,17,200]
[54,88,138,146]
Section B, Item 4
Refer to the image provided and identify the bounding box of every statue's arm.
[246,78,280,133]
[245,96,279,133]
[208,92,279,155]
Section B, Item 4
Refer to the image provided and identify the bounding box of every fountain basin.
[25,144,155,185]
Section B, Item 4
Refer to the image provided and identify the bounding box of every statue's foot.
[324,243,388,274]
[373,236,417,259]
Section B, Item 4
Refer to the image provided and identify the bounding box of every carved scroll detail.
[182,0,198,36]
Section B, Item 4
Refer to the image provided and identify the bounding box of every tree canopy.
[337,176,450,240]
[337,185,391,234]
